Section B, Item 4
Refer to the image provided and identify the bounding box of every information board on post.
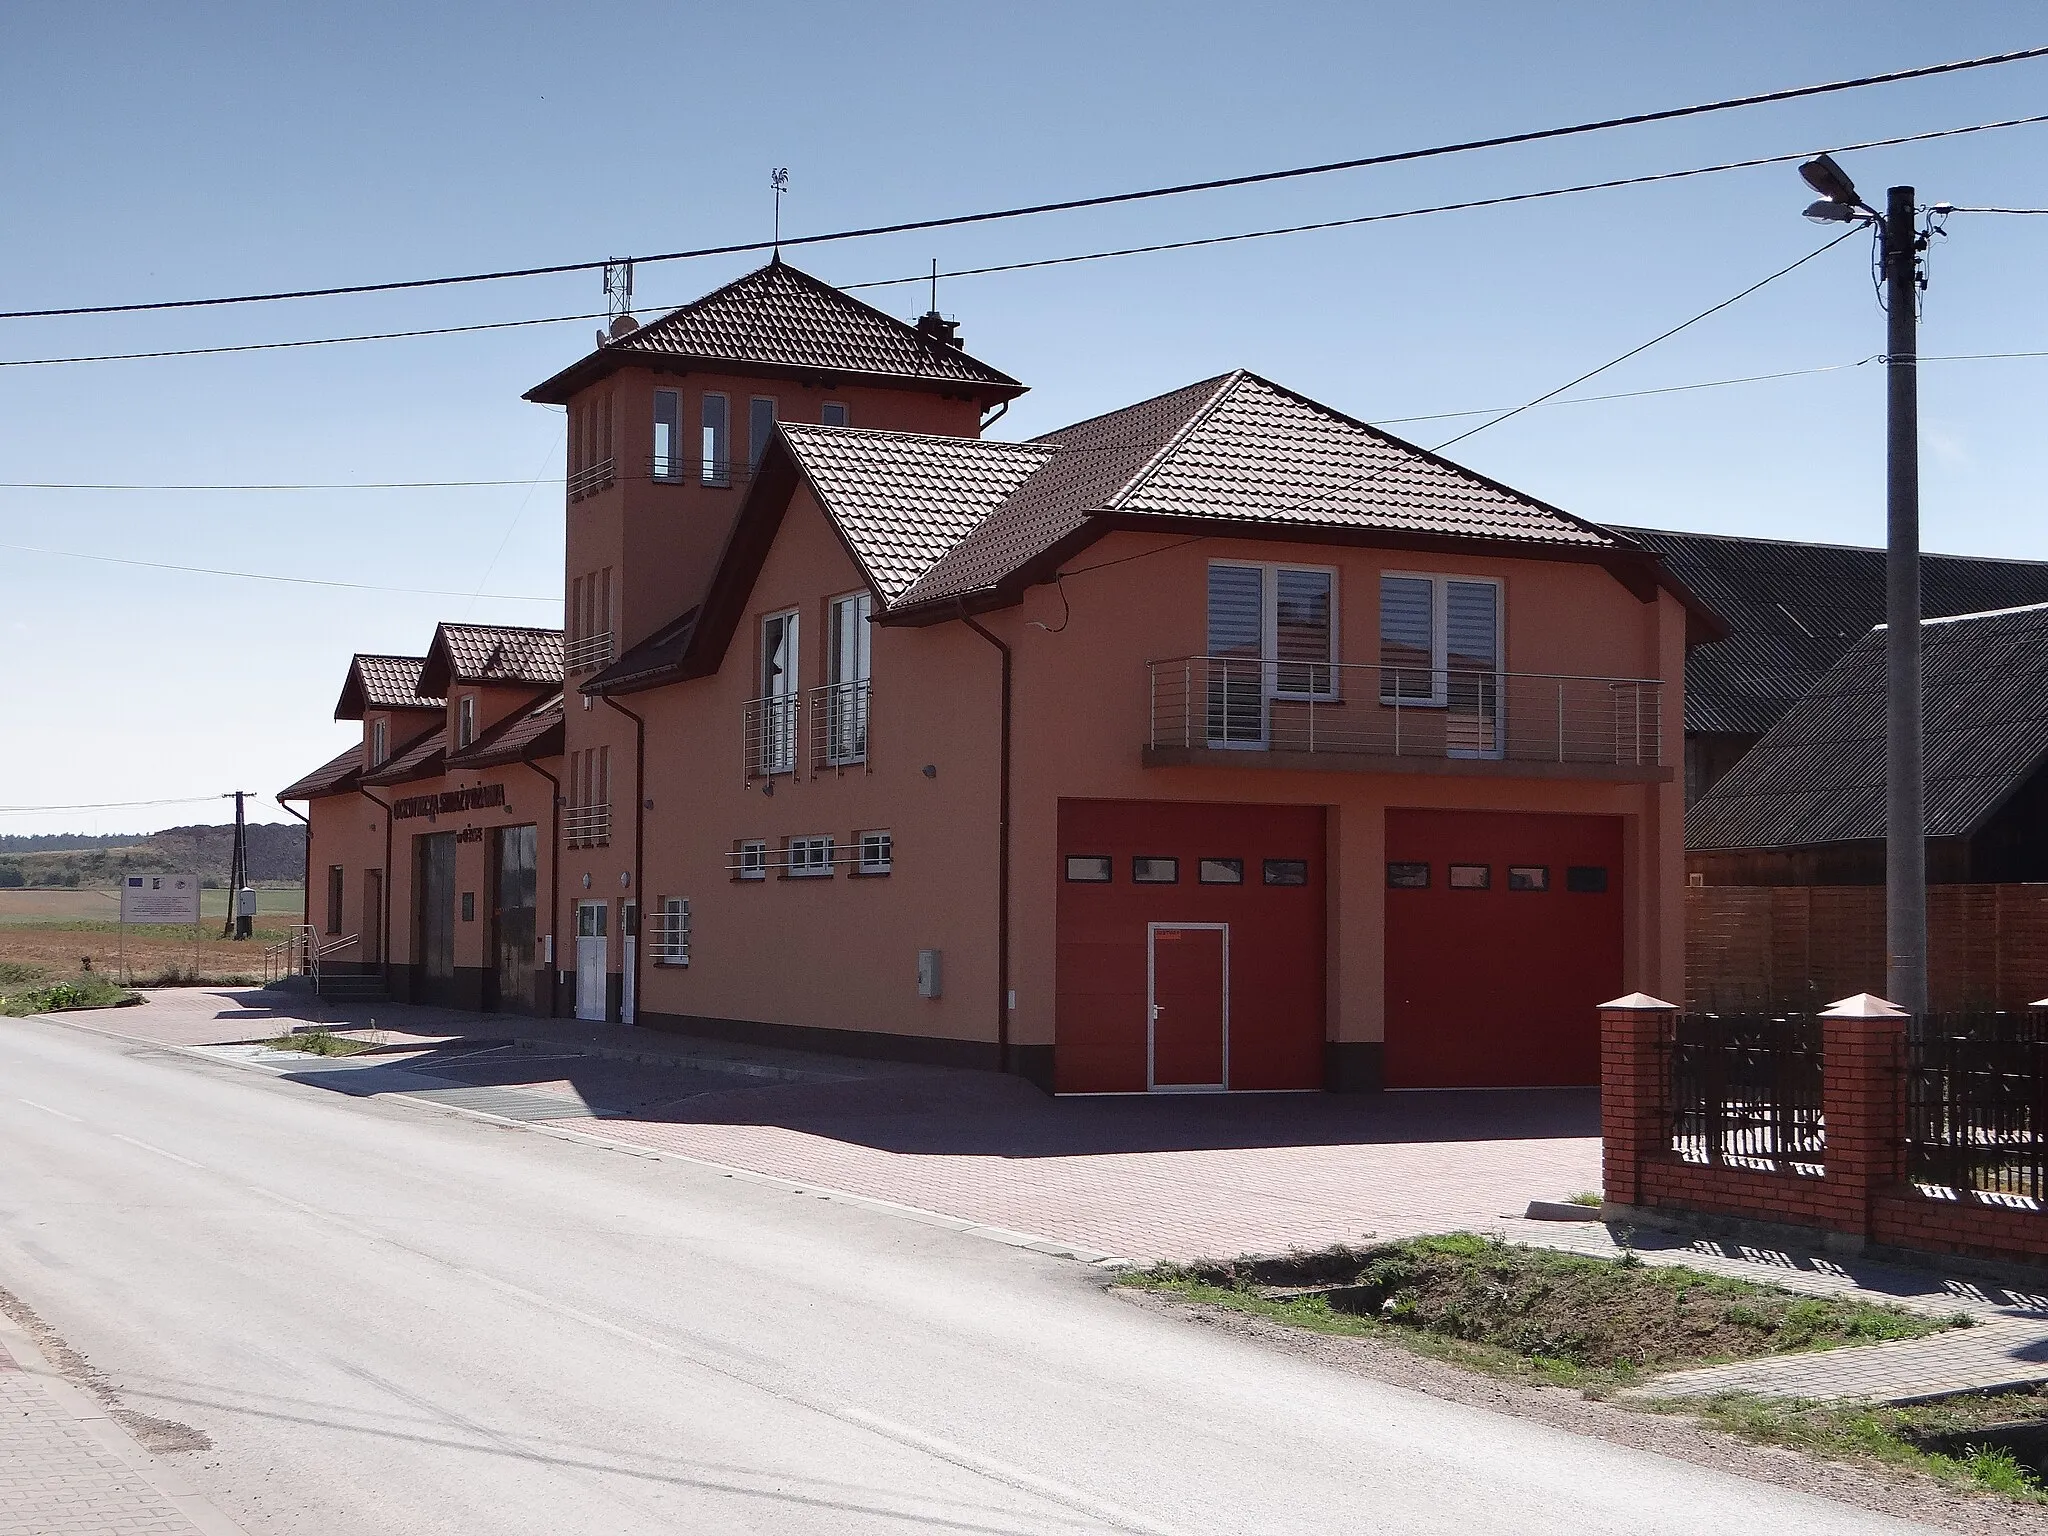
[120,874,202,924]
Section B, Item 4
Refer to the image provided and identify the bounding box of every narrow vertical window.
[599,567,614,639]
[568,575,585,642]
[1379,575,1436,702]
[749,397,777,472]
[370,719,387,767]
[1206,564,1264,745]
[326,865,344,935]
[597,744,611,807]
[826,592,871,765]
[820,402,849,426]
[701,393,730,486]
[596,391,612,466]
[1445,579,1502,756]
[652,389,682,481]
[759,611,799,774]
[457,695,476,749]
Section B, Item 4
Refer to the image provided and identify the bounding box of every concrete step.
[314,975,390,1001]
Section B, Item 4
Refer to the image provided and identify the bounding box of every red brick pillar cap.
[1821,992,1909,1018]
[1600,992,1677,1010]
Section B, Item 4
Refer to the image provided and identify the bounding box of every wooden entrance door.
[490,825,538,1013]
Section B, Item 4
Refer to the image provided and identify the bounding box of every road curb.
[0,1311,254,1536]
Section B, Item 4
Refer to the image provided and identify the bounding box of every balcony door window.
[1204,562,1336,747]
[1378,573,1502,756]
[826,593,871,766]
[653,390,683,481]
[759,610,799,774]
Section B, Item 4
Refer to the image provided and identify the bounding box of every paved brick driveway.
[62,987,1602,1262]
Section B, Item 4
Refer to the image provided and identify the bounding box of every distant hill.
[0,823,305,888]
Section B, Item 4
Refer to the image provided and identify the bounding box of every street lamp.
[1798,153,1930,1015]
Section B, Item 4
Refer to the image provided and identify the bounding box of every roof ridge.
[1616,523,2048,566]
[780,420,1051,455]
[1882,599,2048,630]
[1099,371,1247,511]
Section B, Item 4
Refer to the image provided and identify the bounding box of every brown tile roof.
[278,743,363,801]
[445,692,565,769]
[419,624,563,695]
[777,425,1050,600]
[895,371,1616,611]
[361,724,447,786]
[585,608,699,697]
[524,258,1024,405]
[334,653,442,720]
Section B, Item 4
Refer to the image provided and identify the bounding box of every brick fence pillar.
[1820,992,1909,1242]
[1600,993,1677,1208]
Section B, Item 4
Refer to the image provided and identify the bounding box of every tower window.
[653,390,683,481]
[749,397,777,472]
[701,393,730,487]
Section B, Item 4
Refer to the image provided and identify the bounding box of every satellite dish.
[609,314,641,338]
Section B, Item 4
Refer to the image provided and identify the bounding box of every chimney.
[915,311,961,350]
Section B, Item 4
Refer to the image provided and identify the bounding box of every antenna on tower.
[771,168,790,255]
[600,259,636,343]
[929,258,938,314]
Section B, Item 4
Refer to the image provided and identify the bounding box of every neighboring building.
[1688,602,2048,885]
[285,256,1710,1091]
[1612,527,2048,802]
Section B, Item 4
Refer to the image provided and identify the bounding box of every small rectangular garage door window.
[1132,856,1179,884]
[1448,863,1490,890]
[1567,865,1609,893]
[1065,855,1112,883]
[1385,861,1428,888]
[1264,859,1310,886]
[1198,858,1243,885]
[1508,865,1549,891]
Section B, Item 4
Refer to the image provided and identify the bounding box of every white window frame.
[654,896,690,966]
[857,830,893,876]
[1207,559,1340,702]
[786,835,833,878]
[819,401,849,427]
[1377,572,1504,709]
[457,694,477,749]
[369,718,388,767]
[737,840,767,881]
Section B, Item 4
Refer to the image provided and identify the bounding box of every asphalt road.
[0,1016,1936,1535]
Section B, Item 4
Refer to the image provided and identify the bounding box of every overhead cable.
[0,543,556,601]
[5,46,2046,322]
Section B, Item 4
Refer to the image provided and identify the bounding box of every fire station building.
[282,258,1709,1092]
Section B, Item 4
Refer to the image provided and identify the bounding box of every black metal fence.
[1669,1013,1825,1169]
[1907,1013,2048,1199]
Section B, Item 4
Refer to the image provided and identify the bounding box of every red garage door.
[1384,809,1622,1089]
[1056,800,1324,1094]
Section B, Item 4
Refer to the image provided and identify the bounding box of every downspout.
[602,694,647,1027]
[527,757,563,1018]
[357,786,394,976]
[277,799,309,930]
[957,604,1011,1075]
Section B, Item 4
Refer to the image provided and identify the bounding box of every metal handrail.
[809,679,871,772]
[564,803,612,847]
[1145,656,1665,766]
[565,631,616,674]
[567,457,616,500]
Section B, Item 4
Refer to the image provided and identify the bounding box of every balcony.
[744,680,873,782]
[1144,658,1669,781]
[564,630,615,676]
[564,803,612,847]
[648,453,737,489]
[567,457,616,502]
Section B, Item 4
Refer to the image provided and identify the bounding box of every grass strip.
[0,976,140,1015]
[259,1029,373,1058]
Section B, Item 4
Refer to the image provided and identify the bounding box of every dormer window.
[457,695,477,749]
[370,719,388,767]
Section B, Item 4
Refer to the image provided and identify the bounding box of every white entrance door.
[575,900,608,1022]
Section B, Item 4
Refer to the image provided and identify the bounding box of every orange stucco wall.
[615,502,1688,1065]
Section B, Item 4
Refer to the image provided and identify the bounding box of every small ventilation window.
[1385,862,1428,889]
[1567,865,1610,894]
[1132,856,1179,885]
[1198,858,1243,885]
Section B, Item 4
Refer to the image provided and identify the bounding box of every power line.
[1946,205,2048,213]
[0,543,556,601]
[0,477,559,490]
[1373,358,1882,423]
[0,795,232,815]
[6,47,2046,323]
[9,110,2046,374]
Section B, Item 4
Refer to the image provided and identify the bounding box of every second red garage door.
[1383,808,1623,1089]
[1056,799,1325,1093]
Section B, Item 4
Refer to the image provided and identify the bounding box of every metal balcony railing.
[810,680,871,771]
[564,803,612,847]
[648,453,736,488]
[564,631,616,675]
[1145,658,1665,768]
[744,694,800,779]
[567,457,616,501]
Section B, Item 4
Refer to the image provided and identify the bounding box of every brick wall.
[1687,885,2048,1014]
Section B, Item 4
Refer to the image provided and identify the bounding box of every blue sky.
[4,2,2046,836]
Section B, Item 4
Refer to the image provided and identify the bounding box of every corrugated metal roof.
[527,259,1023,403]
[1687,602,2048,850]
[779,425,1050,600]
[445,692,564,769]
[1616,526,2048,737]
[278,744,363,802]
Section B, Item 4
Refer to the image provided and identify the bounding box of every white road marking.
[111,1133,206,1169]
[17,1098,83,1122]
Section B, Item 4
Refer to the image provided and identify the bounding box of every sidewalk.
[0,1312,244,1536]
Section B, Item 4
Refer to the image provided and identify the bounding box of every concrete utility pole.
[1882,185,1928,1017]
[1801,157,1932,1015]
